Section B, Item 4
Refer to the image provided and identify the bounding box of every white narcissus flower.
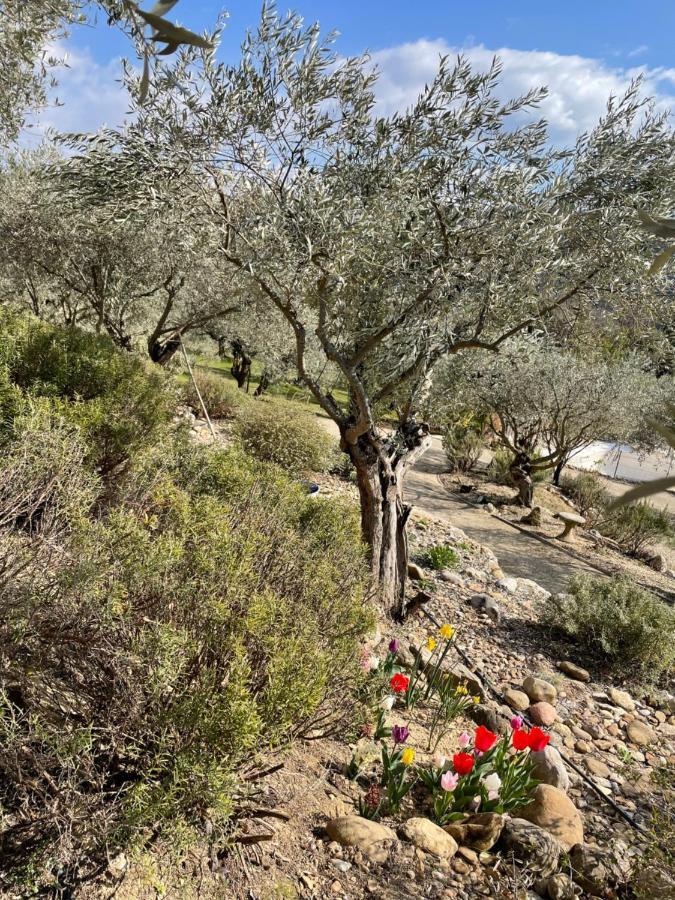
[380,695,395,711]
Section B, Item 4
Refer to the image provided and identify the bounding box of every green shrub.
[543,574,675,678]
[184,370,244,419]
[0,430,371,889]
[601,501,673,556]
[443,425,484,473]
[422,544,460,570]
[0,313,175,475]
[560,471,610,523]
[236,400,335,473]
[488,448,549,487]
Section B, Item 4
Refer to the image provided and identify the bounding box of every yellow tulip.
[439,624,455,640]
[401,747,415,766]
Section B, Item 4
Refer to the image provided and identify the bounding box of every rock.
[648,553,666,572]
[530,746,570,793]
[518,784,584,851]
[470,703,508,735]
[326,817,398,849]
[440,569,463,585]
[521,506,542,526]
[457,847,478,866]
[569,842,632,896]
[529,701,557,726]
[607,687,635,712]
[546,873,576,900]
[632,865,675,899]
[407,562,425,581]
[444,813,504,851]
[399,818,458,858]
[504,688,531,711]
[626,721,654,746]
[469,593,501,623]
[500,818,561,877]
[584,757,611,779]
[574,740,591,754]
[557,661,590,683]
[497,576,519,594]
[523,676,558,704]
[451,857,472,875]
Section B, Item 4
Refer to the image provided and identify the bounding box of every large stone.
[518,784,584,851]
[607,687,635,712]
[557,661,590,683]
[444,813,504,851]
[529,701,557,726]
[504,687,530,711]
[626,721,655,746]
[546,873,576,900]
[584,757,611,779]
[399,817,458,858]
[497,576,519,594]
[326,816,397,849]
[407,562,425,581]
[523,675,558,704]
[530,746,570,793]
[569,842,632,896]
[500,818,561,877]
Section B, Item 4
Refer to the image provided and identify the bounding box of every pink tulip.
[440,771,459,792]
[510,715,524,730]
[458,732,470,748]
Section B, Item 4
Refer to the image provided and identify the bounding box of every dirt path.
[404,435,599,594]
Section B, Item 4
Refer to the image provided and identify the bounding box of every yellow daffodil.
[426,637,437,652]
[455,685,468,696]
[473,695,481,704]
[401,747,415,766]
[439,624,455,640]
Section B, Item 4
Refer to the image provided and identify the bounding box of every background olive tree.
[57,6,675,615]
[433,341,664,505]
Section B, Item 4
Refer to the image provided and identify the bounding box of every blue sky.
[25,1,675,145]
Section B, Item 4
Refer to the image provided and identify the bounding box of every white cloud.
[627,44,649,59]
[22,43,130,146]
[370,40,675,144]
[20,38,675,149]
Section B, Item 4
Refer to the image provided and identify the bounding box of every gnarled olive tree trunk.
[343,423,430,619]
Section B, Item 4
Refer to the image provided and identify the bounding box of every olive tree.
[59,7,675,614]
[0,152,244,362]
[435,342,662,504]
[0,0,212,146]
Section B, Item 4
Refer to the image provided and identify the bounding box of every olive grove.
[44,8,675,613]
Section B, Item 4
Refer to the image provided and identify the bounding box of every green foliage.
[0,311,175,474]
[422,545,460,570]
[236,400,336,473]
[601,501,673,555]
[488,448,549,487]
[560,472,611,523]
[544,575,675,678]
[0,346,371,888]
[184,370,245,419]
[442,424,484,473]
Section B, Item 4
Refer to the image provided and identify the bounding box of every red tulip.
[474,725,497,753]
[528,726,550,752]
[390,673,410,695]
[453,752,475,776]
[512,728,530,751]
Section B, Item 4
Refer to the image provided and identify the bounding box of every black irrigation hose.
[417,604,652,839]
